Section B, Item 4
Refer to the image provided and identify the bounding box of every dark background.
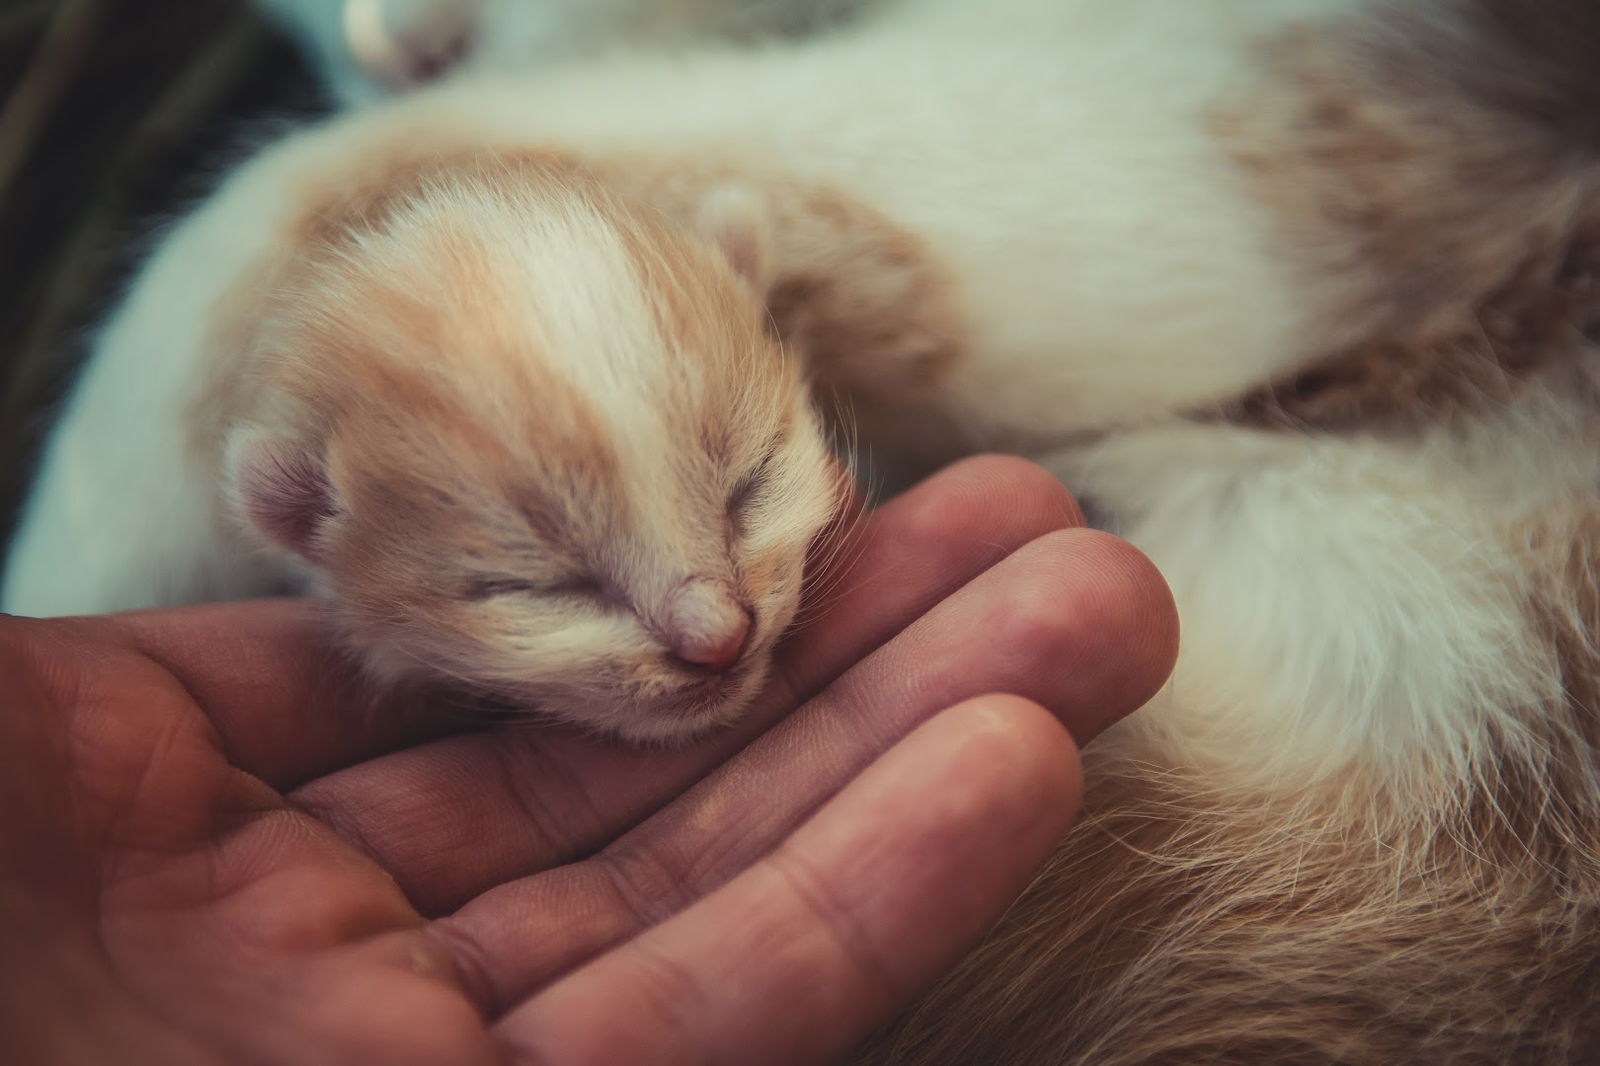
[0,0,323,538]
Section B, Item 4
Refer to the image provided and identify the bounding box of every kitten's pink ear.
[229,434,339,561]
[697,184,772,292]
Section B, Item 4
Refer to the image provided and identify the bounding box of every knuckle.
[494,741,595,862]
[767,848,904,1001]
[591,835,699,928]
[424,916,508,1015]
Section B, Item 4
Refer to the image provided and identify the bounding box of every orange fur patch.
[586,154,972,471]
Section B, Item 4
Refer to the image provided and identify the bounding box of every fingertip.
[926,693,1084,834]
[979,528,1178,745]
[1063,529,1179,738]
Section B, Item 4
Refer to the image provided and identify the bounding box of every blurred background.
[0,0,321,539]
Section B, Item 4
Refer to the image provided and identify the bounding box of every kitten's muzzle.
[663,578,754,674]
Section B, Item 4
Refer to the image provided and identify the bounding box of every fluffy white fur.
[1057,382,1600,789]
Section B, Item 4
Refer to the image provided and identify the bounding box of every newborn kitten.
[254,0,876,104]
[3,132,838,741]
[8,0,1600,1061]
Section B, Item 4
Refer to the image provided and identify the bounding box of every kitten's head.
[228,164,839,741]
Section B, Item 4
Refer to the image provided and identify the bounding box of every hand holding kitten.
[0,459,1175,1065]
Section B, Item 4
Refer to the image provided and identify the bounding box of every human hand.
[0,457,1176,1065]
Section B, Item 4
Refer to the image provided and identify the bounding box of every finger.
[105,599,462,788]
[433,528,1175,1010]
[491,697,1081,1065]
[291,456,1087,914]
[775,454,1084,708]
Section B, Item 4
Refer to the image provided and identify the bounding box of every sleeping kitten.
[7,0,1600,1061]
[254,0,877,104]
[0,131,837,741]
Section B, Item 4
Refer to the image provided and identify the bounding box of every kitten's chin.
[350,629,776,745]
[543,659,771,747]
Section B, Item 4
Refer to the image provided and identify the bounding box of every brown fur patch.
[1212,5,1600,433]
[762,184,965,394]
[607,199,796,462]
[586,154,970,458]
[857,741,1600,1063]
[1225,235,1599,430]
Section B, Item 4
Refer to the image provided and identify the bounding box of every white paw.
[342,0,477,90]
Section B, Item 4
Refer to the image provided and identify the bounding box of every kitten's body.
[6,0,1316,614]
[7,0,1600,1060]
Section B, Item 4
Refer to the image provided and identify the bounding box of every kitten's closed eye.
[728,468,768,516]
[466,575,607,601]
[727,448,781,533]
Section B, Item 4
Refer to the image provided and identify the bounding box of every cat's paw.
[343,0,477,90]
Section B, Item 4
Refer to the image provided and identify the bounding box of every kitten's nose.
[666,579,752,673]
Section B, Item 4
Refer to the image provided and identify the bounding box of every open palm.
[2,458,1176,1065]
